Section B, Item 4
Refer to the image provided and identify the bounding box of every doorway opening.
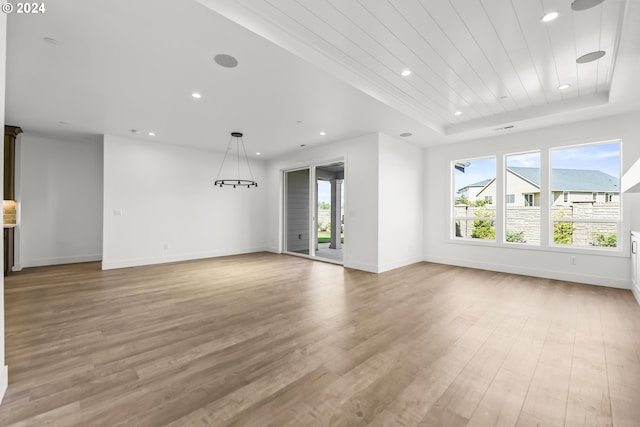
[314,162,344,263]
[283,161,344,265]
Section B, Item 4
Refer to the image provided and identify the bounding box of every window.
[452,157,496,240]
[506,194,515,204]
[550,141,620,248]
[524,194,535,206]
[505,152,540,245]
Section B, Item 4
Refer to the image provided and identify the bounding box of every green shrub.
[455,194,469,205]
[554,222,574,244]
[552,209,574,245]
[506,231,526,243]
[471,210,495,240]
[593,232,617,247]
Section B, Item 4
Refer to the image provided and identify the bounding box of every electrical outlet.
[298,234,302,239]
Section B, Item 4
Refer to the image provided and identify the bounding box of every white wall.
[378,134,423,272]
[102,135,268,269]
[266,133,380,272]
[267,132,423,273]
[0,10,8,404]
[18,134,103,268]
[424,111,640,289]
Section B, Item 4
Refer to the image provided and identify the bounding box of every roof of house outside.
[456,179,492,194]
[508,167,619,192]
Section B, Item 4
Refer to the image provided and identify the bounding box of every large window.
[505,152,540,245]
[451,140,622,252]
[550,141,621,249]
[452,157,496,240]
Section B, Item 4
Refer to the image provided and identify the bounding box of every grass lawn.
[317,232,344,244]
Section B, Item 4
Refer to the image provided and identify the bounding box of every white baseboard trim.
[378,256,423,273]
[21,254,102,269]
[101,247,270,270]
[0,365,7,405]
[424,255,631,290]
[632,285,640,305]
[344,260,378,273]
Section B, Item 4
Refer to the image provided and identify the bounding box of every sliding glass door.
[284,162,344,264]
[314,163,344,263]
[284,168,311,255]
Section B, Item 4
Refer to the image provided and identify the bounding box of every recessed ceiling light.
[256,152,261,156]
[454,111,463,116]
[148,132,156,136]
[399,132,412,137]
[401,69,411,77]
[42,37,60,45]
[571,0,605,12]
[300,144,306,147]
[319,131,326,136]
[499,95,509,100]
[557,84,571,90]
[576,50,606,64]
[58,121,67,125]
[541,11,559,22]
[191,92,202,99]
[214,54,239,68]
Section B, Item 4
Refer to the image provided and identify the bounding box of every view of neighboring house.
[456,179,492,203]
[472,167,619,206]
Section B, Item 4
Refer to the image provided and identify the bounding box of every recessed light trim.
[571,0,605,11]
[148,132,156,136]
[576,50,606,64]
[557,84,571,90]
[399,132,412,137]
[401,69,411,77]
[319,131,326,136]
[214,54,239,68]
[454,111,463,116]
[191,92,202,99]
[256,152,261,156]
[541,11,559,22]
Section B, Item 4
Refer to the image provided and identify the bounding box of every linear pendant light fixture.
[214,132,258,188]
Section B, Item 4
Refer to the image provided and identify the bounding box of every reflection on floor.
[290,243,343,264]
[314,242,343,263]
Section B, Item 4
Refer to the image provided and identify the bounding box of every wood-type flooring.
[0,253,639,426]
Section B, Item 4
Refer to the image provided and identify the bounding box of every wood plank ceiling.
[197,0,625,135]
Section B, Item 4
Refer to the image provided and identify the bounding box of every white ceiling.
[5,0,640,159]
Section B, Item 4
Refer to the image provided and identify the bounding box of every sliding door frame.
[281,156,346,265]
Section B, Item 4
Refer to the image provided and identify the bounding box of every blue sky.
[454,141,621,193]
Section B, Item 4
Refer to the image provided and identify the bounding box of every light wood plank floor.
[1,253,639,426]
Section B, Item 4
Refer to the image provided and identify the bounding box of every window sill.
[448,237,628,258]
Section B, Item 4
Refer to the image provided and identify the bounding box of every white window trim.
[450,141,623,254]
